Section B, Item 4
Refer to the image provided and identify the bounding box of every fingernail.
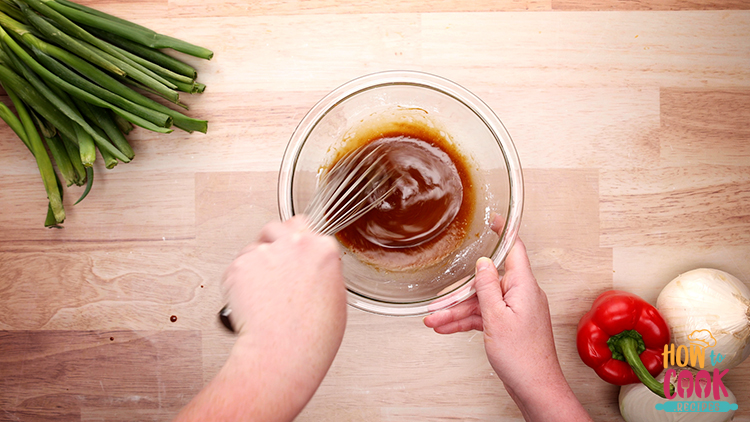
[476,257,494,272]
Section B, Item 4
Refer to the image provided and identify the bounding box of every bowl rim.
[278,70,524,316]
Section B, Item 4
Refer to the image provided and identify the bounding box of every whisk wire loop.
[304,145,377,226]
[304,144,396,236]
[310,154,388,232]
[319,181,400,236]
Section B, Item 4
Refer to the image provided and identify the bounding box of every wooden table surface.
[1,1,750,421]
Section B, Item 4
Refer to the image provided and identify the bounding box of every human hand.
[221,216,347,416]
[175,217,347,422]
[424,231,558,394]
[224,216,346,342]
[424,217,591,421]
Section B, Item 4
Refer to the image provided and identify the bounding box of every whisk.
[219,143,397,332]
[304,143,398,236]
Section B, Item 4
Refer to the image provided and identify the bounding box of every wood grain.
[600,165,750,247]
[72,0,168,22]
[168,0,552,17]
[552,0,750,10]
[0,242,220,331]
[0,171,195,242]
[522,169,601,247]
[1,2,749,422]
[0,330,202,422]
[660,88,750,166]
[195,171,278,259]
[481,88,661,169]
[419,11,750,88]
[306,314,511,421]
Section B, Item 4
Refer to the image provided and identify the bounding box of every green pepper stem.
[617,336,673,398]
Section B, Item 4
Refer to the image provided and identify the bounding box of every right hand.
[174,217,347,422]
[222,216,347,402]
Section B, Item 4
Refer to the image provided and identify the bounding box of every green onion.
[85,25,198,79]
[59,130,86,184]
[45,134,78,186]
[116,74,189,109]
[44,172,64,228]
[0,63,78,151]
[5,84,64,223]
[111,112,134,135]
[71,118,95,166]
[74,166,93,205]
[46,0,213,60]
[26,34,205,132]
[1,81,70,224]
[92,125,118,169]
[10,27,173,125]
[2,43,134,167]
[29,108,56,138]
[163,76,207,95]
[0,21,152,155]
[0,0,210,225]
[0,37,9,63]
[0,0,25,23]
[2,38,102,142]
[28,110,78,186]
[19,4,125,76]
[33,47,173,128]
[0,94,31,149]
[73,98,134,160]
[108,42,195,84]
[19,0,181,98]
[78,36,182,94]
[0,20,171,137]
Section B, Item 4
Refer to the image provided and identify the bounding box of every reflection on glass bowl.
[278,71,523,316]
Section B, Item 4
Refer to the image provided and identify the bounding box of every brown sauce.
[329,117,474,270]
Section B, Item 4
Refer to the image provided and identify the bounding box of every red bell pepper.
[577,290,673,397]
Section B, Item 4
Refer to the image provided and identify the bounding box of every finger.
[474,257,506,314]
[257,220,287,243]
[258,216,310,243]
[224,243,270,288]
[500,238,537,293]
[490,213,505,234]
[504,237,532,276]
[424,297,479,328]
[286,215,311,230]
[433,315,484,334]
[237,238,274,256]
[237,242,260,257]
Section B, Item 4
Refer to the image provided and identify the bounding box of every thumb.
[474,257,506,313]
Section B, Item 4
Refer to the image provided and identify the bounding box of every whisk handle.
[219,305,235,333]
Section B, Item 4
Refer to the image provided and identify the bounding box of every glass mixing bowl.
[278,71,523,316]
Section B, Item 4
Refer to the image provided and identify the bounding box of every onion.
[656,268,750,371]
[619,368,737,422]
